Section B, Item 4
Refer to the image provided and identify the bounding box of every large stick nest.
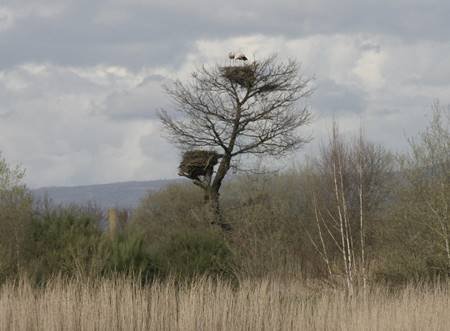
[221,65,256,88]
[178,150,221,179]
[221,64,280,93]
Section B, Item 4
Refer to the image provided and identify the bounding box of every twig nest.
[178,150,221,179]
[221,65,256,88]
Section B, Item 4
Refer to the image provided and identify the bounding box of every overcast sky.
[1,0,449,188]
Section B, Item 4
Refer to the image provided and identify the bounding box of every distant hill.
[32,179,183,210]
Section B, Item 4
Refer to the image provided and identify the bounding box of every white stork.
[235,53,248,62]
[228,52,235,65]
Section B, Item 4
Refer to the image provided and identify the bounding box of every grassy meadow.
[0,277,449,331]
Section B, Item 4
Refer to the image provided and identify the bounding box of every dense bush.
[0,156,34,281]
[150,229,235,279]
[29,203,106,281]
[375,104,450,283]
[131,184,236,280]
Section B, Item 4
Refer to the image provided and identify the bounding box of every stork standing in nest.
[235,53,248,64]
[228,51,235,65]
[228,51,248,65]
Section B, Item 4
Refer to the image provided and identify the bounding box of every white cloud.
[0,1,66,26]
[0,7,15,31]
[0,63,177,188]
[352,49,386,90]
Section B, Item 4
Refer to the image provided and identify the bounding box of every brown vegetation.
[0,277,448,331]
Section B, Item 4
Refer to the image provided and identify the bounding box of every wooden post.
[108,208,118,240]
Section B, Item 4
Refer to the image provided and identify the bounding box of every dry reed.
[0,277,448,330]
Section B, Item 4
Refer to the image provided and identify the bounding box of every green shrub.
[0,155,34,281]
[150,229,235,280]
[102,234,158,279]
[132,183,205,229]
[29,203,106,281]
[131,183,236,280]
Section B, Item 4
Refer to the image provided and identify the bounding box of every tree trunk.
[205,187,232,231]
[203,155,232,231]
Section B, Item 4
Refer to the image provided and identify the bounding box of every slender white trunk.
[445,236,450,268]
[313,197,333,277]
[358,135,367,291]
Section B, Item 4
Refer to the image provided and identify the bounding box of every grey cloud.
[311,79,368,115]
[2,0,450,69]
[3,66,102,97]
[359,40,381,53]
[0,64,164,187]
[139,130,178,163]
[103,74,169,120]
[0,1,195,69]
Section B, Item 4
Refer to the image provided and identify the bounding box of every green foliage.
[0,155,33,280]
[29,203,106,281]
[0,154,26,190]
[131,185,236,280]
[374,248,449,284]
[26,183,234,283]
[103,234,157,278]
[150,229,235,280]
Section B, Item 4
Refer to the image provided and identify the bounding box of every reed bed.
[0,277,448,330]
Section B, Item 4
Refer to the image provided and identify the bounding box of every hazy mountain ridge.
[32,179,182,209]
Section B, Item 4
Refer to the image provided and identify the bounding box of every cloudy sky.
[1,0,449,188]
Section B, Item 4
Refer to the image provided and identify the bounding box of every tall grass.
[0,277,448,330]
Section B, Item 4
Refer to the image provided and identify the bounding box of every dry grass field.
[0,277,448,331]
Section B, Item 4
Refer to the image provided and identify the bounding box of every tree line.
[0,55,448,287]
[0,102,447,286]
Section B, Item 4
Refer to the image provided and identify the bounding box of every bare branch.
[160,55,312,161]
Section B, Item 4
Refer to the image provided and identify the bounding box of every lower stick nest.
[178,150,221,179]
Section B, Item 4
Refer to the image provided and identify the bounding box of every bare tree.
[402,102,450,270]
[307,123,394,293]
[160,55,312,229]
